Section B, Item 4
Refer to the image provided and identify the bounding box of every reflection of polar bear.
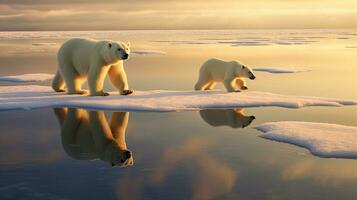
[52,38,133,96]
[199,108,255,128]
[53,108,133,167]
[195,58,256,92]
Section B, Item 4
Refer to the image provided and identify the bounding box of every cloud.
[282,159,357,184]
[0,0,357,30]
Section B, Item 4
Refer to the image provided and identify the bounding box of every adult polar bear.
[52,38,133,96]
[195,58,256,92]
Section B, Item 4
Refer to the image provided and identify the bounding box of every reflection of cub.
[200,108,255,128]
[53,108,133,167]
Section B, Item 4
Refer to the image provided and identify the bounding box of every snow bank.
[0,74,54,83]
[256,121,357,158]
[254,68,310,74]
[0,85,355,112]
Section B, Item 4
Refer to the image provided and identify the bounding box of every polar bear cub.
[52,38,132,96]
[195,58,256,92]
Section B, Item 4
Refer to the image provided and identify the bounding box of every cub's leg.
[52,70,66,92]
[235,78,248,90]
[108,64,132,95]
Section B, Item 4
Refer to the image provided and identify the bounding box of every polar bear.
[199,108,255,128]
[53,108,134,167]
[194,58,256,92]
[52,38,132,96]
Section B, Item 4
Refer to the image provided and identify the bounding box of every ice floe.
[253,67,310,74]
[132,50,166,55]
[0,85,355,111]
[0,67,308,84]
[0,74,54,83]
[255,121,357,158]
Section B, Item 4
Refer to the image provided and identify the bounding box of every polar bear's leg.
[88,64,111,96]
[53,107,68,126]
[110,112,133,166]
[110,112,130,149]
[58,61,86,95]
[108,64,132,95]
[235,78,248,90]
[223,77,238,92]
[204,82,216,90]
[195,75,211,90]
[52,70,66,92]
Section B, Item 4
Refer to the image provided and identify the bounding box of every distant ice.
[154,38,318,47]
[0,74,54,83]
[256,121,357,158]
[132,50,166,55]
[153,40,211,45]
[218,41,270,46]
[0,85,355,111]
[31,43,57,46]
[253,67,310,74]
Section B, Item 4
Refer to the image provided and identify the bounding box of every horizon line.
[1,28,357,32]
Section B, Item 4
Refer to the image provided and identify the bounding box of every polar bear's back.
[57,38,101,74]
[200,58,237,81]
[58,38,97,57]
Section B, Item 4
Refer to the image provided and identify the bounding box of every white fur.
[194,58,256,92]
[200,108,255,128]
[54,108,133,167]
[52,38,131,96]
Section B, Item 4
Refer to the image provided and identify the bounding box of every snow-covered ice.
[0,73,54,83]
[256,121,357,158]
[0,85,355,111]
[254,68,310,74]
[0,67,308,84]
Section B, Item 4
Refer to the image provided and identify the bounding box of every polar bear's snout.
[124,150,132,159]
[118,48,129,60]
[249,72,256,80]
[122,53,129,60]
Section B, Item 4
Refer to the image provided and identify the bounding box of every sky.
[0,0,357,31]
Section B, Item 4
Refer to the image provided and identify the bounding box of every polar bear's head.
[236,63,256,80]
[108,147,134,168]
[104,41,131,63]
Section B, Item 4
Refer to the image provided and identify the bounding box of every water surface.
[0,30,357,199]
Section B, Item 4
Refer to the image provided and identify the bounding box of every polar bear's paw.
[90,91,109,96]
[55,89,66,93]
[241,86,248,90]
[68,90,88,95]
[121,90,133,96]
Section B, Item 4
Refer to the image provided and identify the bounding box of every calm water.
[0,30,357,199]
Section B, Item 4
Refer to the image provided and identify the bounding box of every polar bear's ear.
[242,65,245,69]
[126,42,131,47]
[108,43,112,48]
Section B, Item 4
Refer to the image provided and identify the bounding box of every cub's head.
[106,41,131,62]
[236,63,256,80]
